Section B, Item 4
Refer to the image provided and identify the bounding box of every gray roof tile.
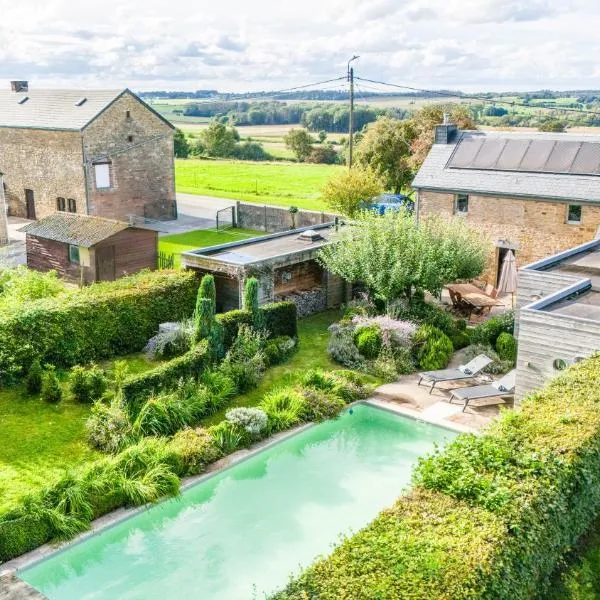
[21,213,133,247]
[412,131,600,203]
[0,89,124,130]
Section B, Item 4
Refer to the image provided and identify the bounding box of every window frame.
[454,193,469,215]
[68,244,80,264]
[93,162,112,190]
[566,204,582,225]
[67,198,76,213]
[56,197,66,212]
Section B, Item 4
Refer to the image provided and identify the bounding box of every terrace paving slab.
[0,573,47,599]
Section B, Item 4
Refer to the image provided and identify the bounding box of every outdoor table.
[446,283,502,313]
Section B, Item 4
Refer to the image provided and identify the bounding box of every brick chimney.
[10,81,28,93]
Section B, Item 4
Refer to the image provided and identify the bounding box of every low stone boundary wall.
[236,201,337,233]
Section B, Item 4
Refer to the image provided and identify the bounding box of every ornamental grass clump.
[260,388,306,433]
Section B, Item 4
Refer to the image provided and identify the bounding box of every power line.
[356,76,600,117]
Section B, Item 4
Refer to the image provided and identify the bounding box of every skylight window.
[17,96,29,105]
[75,97,87,106]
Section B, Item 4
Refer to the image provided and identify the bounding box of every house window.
[56,197,66,211]
[127,135,134,143]
[67,198,76,213]
[68,244,80,264]
[126,110,131,118]
[455,193,469,215]
[94,163,111,190]
[567,204,582,224]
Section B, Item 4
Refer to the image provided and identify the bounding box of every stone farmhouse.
[0,81,176,223]
[412,124,600,285]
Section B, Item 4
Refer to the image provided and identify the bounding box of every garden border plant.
[0,369,372,562]
[274,355,600,600]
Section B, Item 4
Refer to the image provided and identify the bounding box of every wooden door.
[25,189,35,220]
[96,245,116,281]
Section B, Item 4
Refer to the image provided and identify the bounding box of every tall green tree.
[318,210,489,305]
[173,128,190,158]
[198,274,216,319]
[321,168,383,216]
[284,129,314,162]
[200,121,240,157]
[354,117,416,194]
[243,277,260,316]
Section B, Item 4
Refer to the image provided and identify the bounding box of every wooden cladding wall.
[26,235,94,283]
[273,260,324,295]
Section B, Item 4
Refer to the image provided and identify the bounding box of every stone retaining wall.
[236,201,337,233]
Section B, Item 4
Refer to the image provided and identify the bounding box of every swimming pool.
[20,404,456,599]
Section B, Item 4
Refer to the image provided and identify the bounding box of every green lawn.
[0,353,161,515]
[175,159,342,211]
[158,227,264,267]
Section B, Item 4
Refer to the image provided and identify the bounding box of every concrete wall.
[417,190,600,283]
[83,91,176,221]
[236,201,337,233]
[516,307,600,400]
[0,128,86,219]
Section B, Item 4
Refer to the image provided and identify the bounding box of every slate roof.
[20,213,132,247]
[412,131,600,203]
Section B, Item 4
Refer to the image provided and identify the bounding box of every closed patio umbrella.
[497,250,517,307]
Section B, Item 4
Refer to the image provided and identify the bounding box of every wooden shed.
[21,213,158,284]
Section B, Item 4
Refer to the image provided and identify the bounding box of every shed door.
[96,245,116,281]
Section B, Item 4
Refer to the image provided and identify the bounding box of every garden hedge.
[120,341,210,414]
[275,355,600,599]
[0,270,198,376]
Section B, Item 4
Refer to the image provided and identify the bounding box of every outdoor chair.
[448,370,516,412]
[417,354,493,394]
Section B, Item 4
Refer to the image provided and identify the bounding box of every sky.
[0,0,599,93]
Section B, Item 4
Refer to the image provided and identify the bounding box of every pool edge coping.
[1,401,466,578]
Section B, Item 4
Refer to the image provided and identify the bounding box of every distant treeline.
[181,100,409,132]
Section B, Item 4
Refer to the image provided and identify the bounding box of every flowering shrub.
[86,398,133,453]
[226,407,268,436]
[327,323,366,370]
[352,315,417,348]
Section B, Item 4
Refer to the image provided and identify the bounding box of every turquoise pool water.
[21,404,456,599]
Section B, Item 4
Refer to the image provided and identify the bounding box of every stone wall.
[236,201,337,232]
[417,190,600,282]
[83,92,176,221]
[0,128,86,219]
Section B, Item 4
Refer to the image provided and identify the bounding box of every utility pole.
[347,55,359,168]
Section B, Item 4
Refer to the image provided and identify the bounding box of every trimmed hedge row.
[0,270,198,375]
[275,356,600,599]
[120,301,298,412]
[120,341,210,414]
[216,301,298,349]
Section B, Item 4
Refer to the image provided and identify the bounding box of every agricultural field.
[175,159,341,211]
[159,227,265,267]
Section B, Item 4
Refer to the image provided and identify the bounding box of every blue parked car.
[367,193,414,215]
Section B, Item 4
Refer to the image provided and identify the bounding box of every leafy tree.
[307,145,339,164]
[354,117,416,193]
[538,120,566,132]
[199,121,239,157]
[284,129,314,162]
[321,168,383,217]
[410,104,477,169]
[318,210,489,305]
[173,128,190,158]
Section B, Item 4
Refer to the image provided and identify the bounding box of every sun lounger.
[417,354,493,394]
[448,370,516,411]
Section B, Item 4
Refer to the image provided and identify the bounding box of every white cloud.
[0,0,598,91]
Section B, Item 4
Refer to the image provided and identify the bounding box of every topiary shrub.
[413,325,454,370]
[260,301,298,339]
[25,358,43,395]
[198,274,216,318]
[354,324,383,359]
[70,364,108,403]
[243,277,260,318]
[216,309,253,349]
[41,365,62,404]
[496,332,517,363]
